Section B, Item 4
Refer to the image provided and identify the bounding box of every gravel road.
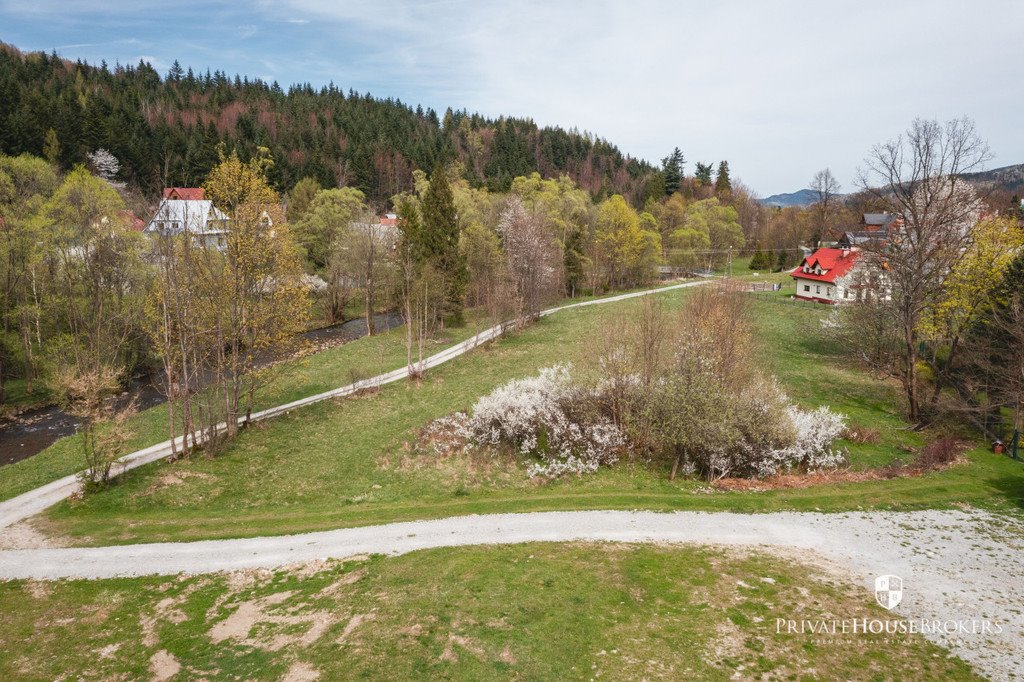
[1,509,1022,680]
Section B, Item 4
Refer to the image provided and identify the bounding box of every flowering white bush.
[418,365,846,482]
[417,412,473,457]
[466,364,624,479]
[756,405,848,477]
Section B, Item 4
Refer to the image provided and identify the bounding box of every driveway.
[1,509,1021,680]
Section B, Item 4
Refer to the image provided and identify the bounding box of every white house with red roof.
[790,247,861,303]
[145,187,230,249]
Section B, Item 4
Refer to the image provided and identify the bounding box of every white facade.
[793,277,846,303]
[144,199,230,250]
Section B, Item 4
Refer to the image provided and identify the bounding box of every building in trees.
[830,212,902,248]
[790,247,862,303]
[144,186,230,249]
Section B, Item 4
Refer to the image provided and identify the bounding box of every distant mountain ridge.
[758,188,826,208]
[760,163,1024,209]
[961,163,1024,194]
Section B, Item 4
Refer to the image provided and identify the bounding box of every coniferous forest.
[0,42,658,206]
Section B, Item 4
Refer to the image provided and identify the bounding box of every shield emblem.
[874,574,903,610]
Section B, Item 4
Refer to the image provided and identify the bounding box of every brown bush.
[913,436,968,470]
[844,423,880,444]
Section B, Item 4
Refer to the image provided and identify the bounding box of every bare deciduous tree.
[809,168,841,246]
[854,117,990,422]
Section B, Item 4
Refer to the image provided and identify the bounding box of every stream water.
[0,311,404,466]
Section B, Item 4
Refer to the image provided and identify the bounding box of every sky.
[1,0,1021,195]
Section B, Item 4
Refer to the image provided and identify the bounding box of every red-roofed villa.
[790,247,861,304]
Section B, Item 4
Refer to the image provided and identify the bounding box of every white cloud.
[272,0,1024,194]
[8,0,1022,193]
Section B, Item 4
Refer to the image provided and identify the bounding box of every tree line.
[0,43,658,207]
[0,137,751,484]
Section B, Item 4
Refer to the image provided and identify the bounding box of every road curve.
[0,280,707,531]
[1,509,1021,679]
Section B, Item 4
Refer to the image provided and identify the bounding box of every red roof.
[119,210,146,231]
[162,187,205,200]
[789,247,860,284]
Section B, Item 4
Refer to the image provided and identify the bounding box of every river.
[0,311,404,466]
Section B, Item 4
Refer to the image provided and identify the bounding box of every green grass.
[0,378,51,417]
[0,316,492,503]
[0,543,980,681]
[0,280,693,504]
[30,288,1024,546]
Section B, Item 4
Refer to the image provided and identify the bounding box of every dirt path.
[0,509,1021,679]
[0,280,707,531]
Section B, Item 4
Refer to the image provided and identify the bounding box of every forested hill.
[0,42,657,205]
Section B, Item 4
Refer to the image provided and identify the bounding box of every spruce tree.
[694,162,713,186]
[43,128,60,165]
[661,147,684,195]
[715,160,732,195]
[749,248,765,270]
[168,60,184,82]
[421,164,467,324]
[563,225,587,297]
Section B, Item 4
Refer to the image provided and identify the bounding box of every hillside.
[758,188,823,207]
[961,162,1024,194]
[761,163,1024,210]
[0,43,657,205]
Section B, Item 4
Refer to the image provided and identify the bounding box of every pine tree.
[168,60,184,82]
[43,128,60,164]
[715,160,732,195]
[694,162,713,186]
[749,247,765,270]
[775,249,793,272]
[421,164,467,324]
[661,147,684,195]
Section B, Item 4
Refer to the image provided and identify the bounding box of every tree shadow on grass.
[984,471,1024,510]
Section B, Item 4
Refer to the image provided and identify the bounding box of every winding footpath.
[0,280,706,532]
[0,509,1022,679]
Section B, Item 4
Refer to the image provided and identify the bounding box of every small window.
[816,285,821,294]
[803,285,810,292]
[827,287,833,296]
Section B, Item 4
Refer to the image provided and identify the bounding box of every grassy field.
[25,286,1023,546]
[0,542,980,681]
[0,316,492,503]
[0,281,700,504]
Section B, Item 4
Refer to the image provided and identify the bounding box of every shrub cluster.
[422,362,846,482]
[419,290,849,482]
[913,436,968,469]
[468,364,625,478]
